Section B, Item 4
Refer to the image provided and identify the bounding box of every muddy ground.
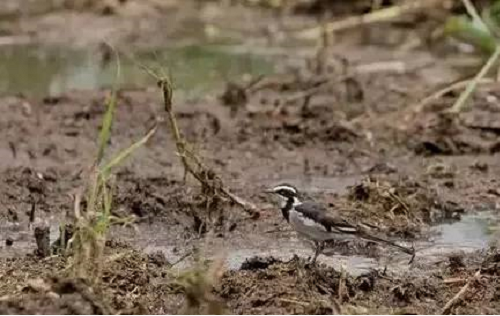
[1,0,500,314]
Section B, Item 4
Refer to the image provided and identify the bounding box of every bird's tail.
[358,230,415,259]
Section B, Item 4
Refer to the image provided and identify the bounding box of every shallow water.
[112,174,498,275]
[0,44,273,99]
[0,183,497,276]
[223,212,496,274]
[430,212,493,249]
[107,210,496,275]
[0,209,496,275]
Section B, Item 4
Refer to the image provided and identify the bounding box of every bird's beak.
[263,189,275,194]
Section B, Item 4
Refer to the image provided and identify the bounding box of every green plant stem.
[461,0,490,34]
[100,124,158,177]
[96,52,121,165]
[450,45,500,113]
[445,16,497,54]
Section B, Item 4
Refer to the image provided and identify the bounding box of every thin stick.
[158,79,259,217]
[449,46,500,113]
[414,78,494,113]
[28,202,36,229]
[170,250,194,267]
[96,47,121,165]
[441,269,481,315]
[444,277,466,284]
[278,298,310,307]
[284,75,350,103]
[100,124,158,176]
[338,264,346,301]
[295,0,441,40]
[461,0,489,34]
[221,187,258,214]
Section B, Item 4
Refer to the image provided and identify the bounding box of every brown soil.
[1,0,500,314]
[219,249,500,315]
[0,241,174,314]
[2,247,500,314]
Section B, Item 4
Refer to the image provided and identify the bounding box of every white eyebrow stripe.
[273,185,297,194]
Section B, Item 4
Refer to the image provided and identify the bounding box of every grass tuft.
[446,0,500,113]
[171,257,226,314]
[66,49,158,283]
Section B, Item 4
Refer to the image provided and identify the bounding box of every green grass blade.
[445,16,497,54]
[450,45,500,113]
[100,125,158,177]
[96,50,121,165]
[461,0,491,34]
[94,176,113,235]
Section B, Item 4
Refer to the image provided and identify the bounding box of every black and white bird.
[265,183,415,264]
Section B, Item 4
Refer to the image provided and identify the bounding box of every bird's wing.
[294,202,358,234]
[294,202,415,256]
[295,202,415,257]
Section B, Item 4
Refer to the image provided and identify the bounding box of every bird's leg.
[311,241,325,264]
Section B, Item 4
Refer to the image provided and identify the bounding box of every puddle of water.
[416,212,496,260]
[111,223,381,275]
[0,220,61,258]
[431,212,494,249]
[2,207,497,276]
[393,212,498,272]
[0,44,273,99]
[221,241,379,275]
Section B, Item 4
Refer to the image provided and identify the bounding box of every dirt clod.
[0,278,110,315]
[240,256,279,271]
[5,238,14,247]
[219,256,347,314]
[338,176,457,237]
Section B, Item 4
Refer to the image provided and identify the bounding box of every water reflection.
[0,44,273,98]
[432,212,495,249]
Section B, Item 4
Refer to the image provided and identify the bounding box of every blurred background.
[0,0,497,99]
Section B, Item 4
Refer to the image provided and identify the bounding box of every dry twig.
[278,298,310,307]
[441,269,481,315]
[443,277,467,284]
[157,78,259,218]
[295,0,442,40]
[338,264,347,302]
[414,78,494,113]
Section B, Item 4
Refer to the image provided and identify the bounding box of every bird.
[264,183,415,264]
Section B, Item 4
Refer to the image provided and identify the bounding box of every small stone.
[443,180,455,188]
[27,278,51,293]
[486,94,498,103]
[6,238,14,246]
[470,161,488,172]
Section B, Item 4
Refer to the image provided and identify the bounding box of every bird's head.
[264,183,300,207]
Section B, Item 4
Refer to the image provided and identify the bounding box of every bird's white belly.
[288,210,333,241]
